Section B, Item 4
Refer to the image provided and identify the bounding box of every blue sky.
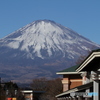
[0,0,100,44]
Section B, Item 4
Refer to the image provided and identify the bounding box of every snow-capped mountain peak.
[1,20,99,60]
[0,19,100,82]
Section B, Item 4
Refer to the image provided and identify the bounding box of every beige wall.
[62,74,82,92]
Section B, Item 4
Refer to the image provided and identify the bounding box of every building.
[56,65,83,92]
[21,90,45,100]
[21,90,33,100]
[56,49,100,100]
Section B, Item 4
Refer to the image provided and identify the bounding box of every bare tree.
[30,77,48,91]
[30,78,63,100]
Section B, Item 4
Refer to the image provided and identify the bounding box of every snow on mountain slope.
[0,19,100,82]
[1,20,99,60]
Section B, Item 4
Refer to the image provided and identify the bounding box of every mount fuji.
[0,20,100,83]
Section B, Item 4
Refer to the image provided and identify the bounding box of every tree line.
[0,78,63,100]
[30,77,63,100]
[0,81,24,100]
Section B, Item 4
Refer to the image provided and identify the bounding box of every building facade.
[56,49,100,100]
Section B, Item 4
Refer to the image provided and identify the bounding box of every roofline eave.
[56,72,83,75]
[76,52,100,72]
[56,82,93,98]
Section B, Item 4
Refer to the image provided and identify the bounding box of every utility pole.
[0,77,1,99]
[0,77,1,84]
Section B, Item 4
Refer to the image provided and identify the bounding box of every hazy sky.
[0,0,100,44]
